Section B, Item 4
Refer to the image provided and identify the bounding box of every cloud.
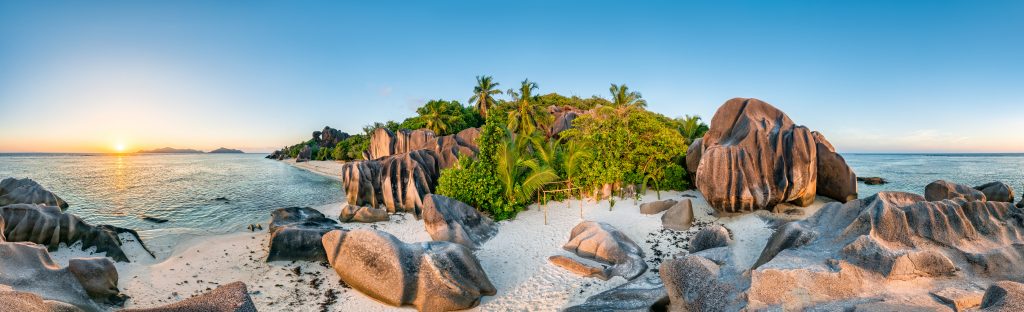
[377,86,393,97]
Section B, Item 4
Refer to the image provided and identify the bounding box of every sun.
[114,143,125,153]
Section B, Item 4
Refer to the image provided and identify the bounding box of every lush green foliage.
[436,120,520,219]
[469,75,502,120]
[561,106,687,192]
[505,79,552,135]
[674,114,709,145]
[608,84,647,108]
[535,93,611,110]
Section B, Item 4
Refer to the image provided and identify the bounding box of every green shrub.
[661,163,690,191]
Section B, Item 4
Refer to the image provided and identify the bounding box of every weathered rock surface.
[975,181,1015,203]
[688,225,731,253]
[68,258,124,305]
[338,203,389,223]
[661,199,694,231]
[931,287,984,311]
[980,281,1024,311]
[421,194,497,249]
[639,199,677,215]
[119,281,256,312]
[925,180,987,202]
[0,284,82,312]
[314,126,349,148]
[657,183,1024,311]
[364,127,479,169]
[296,145,311,162]
[553,221,647,280]
[660,253,744,312]
[685,138,703,175]
[265,207,342,262]
[564,275,668,312]
[322,229,495,311]
[0,177,68,210]
[689,98,858,213]
[813,132,858,203]
[341,149,441,216]
[0,204,153,262]
[548,106,581,139]
[0,242,112,311]
[857,176,888,185]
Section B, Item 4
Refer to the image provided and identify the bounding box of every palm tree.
[468,75,502,120]
[676,114,709,145]
[495,127,559,204]
[609,83,647,108]
[506,79,550,135]
[419,100,460,135]
[562,140,592,189]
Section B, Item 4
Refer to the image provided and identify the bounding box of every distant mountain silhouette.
[209,147,244,154]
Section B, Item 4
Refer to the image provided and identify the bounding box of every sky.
[1,1,1022,153]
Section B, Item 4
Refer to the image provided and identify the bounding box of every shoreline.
[47,189,831,311]
[280,159,345,181]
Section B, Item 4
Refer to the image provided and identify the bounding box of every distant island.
[208,147,244,154]
[136,147,204,154]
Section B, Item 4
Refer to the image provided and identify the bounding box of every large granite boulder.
[925,180,986,202]
[338,203,389,223]
[688,225,731,253]
[689,98,857,213]
[975,181,1015,203]
[0,177,68,210]
[321,229,496,311]
[550,221,647,280]
[119,281,256,312]
[564,275,668,312]
[364,127,479,169]
[422,194,497,249]
[548,106,580,139]
[661,199,694,231]
[69,258,125,305]
[980,281,1024,312]
[296,145,311,162]
[341,149,442,216]
[0,242,114,311]
[0,204,153,262]
[813,132,858,203]
[639,199,677,215]
[315,126,349,148]
[265,207,342,262]
[660,253,743,312]
[685,137,702,175]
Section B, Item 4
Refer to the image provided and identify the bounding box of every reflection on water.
[0,153,344,248]
[844,153,1024,198]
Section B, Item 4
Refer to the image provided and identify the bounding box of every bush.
[661,163,690,191]
[436,119,526,220]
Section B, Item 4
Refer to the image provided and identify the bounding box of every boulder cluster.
[661,180,1024,311]
[686,98,858,213]
[341,127,480,216]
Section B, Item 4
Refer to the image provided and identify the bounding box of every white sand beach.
[284,159,345,181]
[49,183,832,311]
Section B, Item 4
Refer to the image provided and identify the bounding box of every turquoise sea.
[0,153,344,249]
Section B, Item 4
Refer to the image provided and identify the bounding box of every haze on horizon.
[1,1,1022,154]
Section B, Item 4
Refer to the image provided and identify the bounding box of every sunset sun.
[114,143,125,153]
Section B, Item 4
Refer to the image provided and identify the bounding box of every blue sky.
[1,1,1022,153]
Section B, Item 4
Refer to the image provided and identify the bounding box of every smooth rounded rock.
[688,225,731,253]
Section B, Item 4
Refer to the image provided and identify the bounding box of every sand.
[46,188,833,312]
[283,159,345,181]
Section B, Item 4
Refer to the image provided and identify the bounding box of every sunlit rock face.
[342,149,442,216]
[0,203,153,262]
[690,98,857,213]
[0,177,68,210]
[550,221,648,281]
[364,127,479,169]
[421,194,497,249]
[660,187,1024,311]
[321,229,495,312]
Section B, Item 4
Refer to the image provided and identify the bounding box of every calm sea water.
[0,153,344,249]
[845,153,1024,199]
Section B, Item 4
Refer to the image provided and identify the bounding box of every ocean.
[1,152,1022,251]
[844,153,1024,199]
[0,153,344,250]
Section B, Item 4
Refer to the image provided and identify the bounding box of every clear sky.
[1,1,1022,153]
